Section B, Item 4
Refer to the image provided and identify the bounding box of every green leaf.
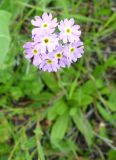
[71,80,96,106]
[47,99,68,120]
[69,107,78,116]
[96,103,116,126]
[81,80,96,95]
[31,92,53,102]
[0,113,11,143]
[72,89,93,106]
[105,55,116,67]
[107,101,116,112]
[42,72,59,93]
[0,143,11,155]
[51,112,69,144]
[24,137,36,149]
[10,86,23,100]
[108,89,116,111]
[93,65,106,78]
[108,150,116,160]
[0,10,11,68]
[51,139,78,157]
[68,78,77,99]
[72,110,94,146]
[99,125,108,139]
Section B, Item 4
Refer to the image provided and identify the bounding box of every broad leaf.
[51,112,69,144]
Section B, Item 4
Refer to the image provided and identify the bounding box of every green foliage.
[0,10,11,68]
[72,109,94,146]
[51,112,69,144]
[0,0,116,159]
[42,72,59,93]
[47,99,68,120]
[108,150,116,160]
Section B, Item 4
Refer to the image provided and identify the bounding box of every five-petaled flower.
[58,18,81,43]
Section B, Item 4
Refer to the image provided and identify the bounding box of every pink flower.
[58,18,81,43]
[23,13,84,72]
[31,13,58,36]
[64,41,84,65]
[49,46,69,68]
[39,55,59,72]
[23,42,42,66]
[34,34,59,53]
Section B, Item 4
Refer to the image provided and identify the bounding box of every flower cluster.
[23,13,84,72]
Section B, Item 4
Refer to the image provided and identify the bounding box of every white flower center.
[56,52,62,59]
[33,49,38,55]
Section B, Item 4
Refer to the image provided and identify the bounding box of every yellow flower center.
[56,52,62,59]
[42,23,48,28]
[66,28,71,34]
[44,38,49,44]
[33,49,38,55]
[47,59,52,64]
[70,47,75,53]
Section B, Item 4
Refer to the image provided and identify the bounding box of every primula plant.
[23,13,84,72]
[0,0,116,159]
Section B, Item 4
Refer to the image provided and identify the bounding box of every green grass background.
[0,0,116,160]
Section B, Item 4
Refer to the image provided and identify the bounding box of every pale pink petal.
[64,19,69,26]
[68,18,74,26]
[42,12,48,21]
[25,52,33,59]
[31,18,42,26]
